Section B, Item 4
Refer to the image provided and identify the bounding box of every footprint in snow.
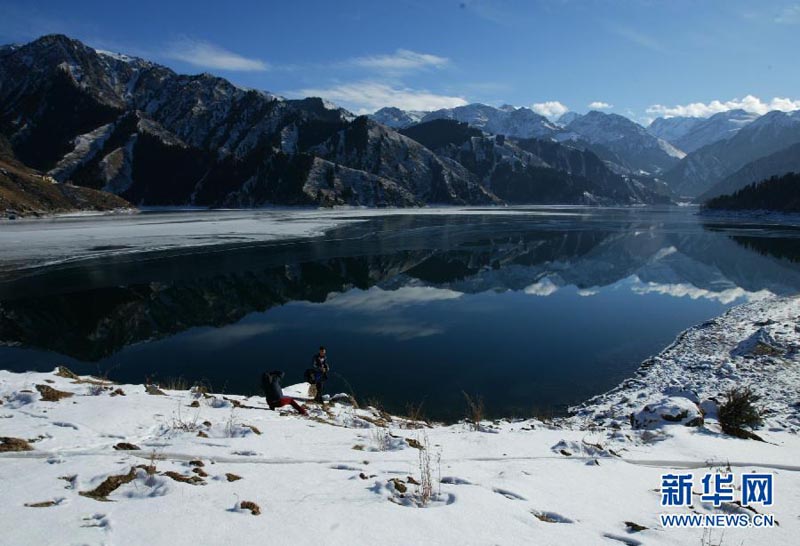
[330,464,361,471]
[231,450,260,456]
[81,513,110,530]
[493,487,527,501]
[52,421,78,430]
[532,510,574,524]
[440,476,473,485]
[602,533,642,546]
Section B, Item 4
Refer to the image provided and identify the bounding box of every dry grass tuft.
[243,424,262,435]
[462,391,485,431]
[24,500,58,508]
[54,366,79,380]
[110,388,126,397]
[36,384,73,402]
[79,468,137,500]
[112,442,141,451]
[145,385,166,396]
[0,437,33,452]
[162,471,205,485]
[240,500,261,515]
[189,460,205,467]
[225,473,242,482]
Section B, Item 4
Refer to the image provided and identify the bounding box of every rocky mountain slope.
[374,106,685,177]
[556,111,684,174]
[0,35,671,207]
[698,142,800,202]
[0,135,130,216]
[399,119,669,204]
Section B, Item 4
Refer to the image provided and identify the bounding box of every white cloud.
[588,101,612,109]
[350,49,449,71]
[324,286,462,311]
[630,279,773,304]
[523,277,559,296]
[646,95,800,118]
[297,81,468,114]
[775,4,800,23]
[531,101,569,119]
[165,38,268,72]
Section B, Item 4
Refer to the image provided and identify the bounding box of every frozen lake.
[2,206,800,419]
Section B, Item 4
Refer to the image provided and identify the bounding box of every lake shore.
[1,296,798,545]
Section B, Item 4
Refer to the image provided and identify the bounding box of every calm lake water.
[2,207,800,420]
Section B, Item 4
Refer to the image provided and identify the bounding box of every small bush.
[718,387,763,438]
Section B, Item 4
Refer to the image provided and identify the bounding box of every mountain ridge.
[0,34,669,207]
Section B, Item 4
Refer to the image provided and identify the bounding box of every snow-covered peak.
[421,103,557,139]
[369,107,427,128]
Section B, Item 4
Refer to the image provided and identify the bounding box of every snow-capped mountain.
[556,111,582,126]
[556,111,685,174]
[664,110,800,198]
[417,103,559,139]
[680,110,760,152]
[369,107,427,129]
[647,116,702,145]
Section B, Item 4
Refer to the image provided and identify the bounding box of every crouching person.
[261,370,307,415]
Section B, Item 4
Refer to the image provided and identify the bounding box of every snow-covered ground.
[1,297,798,545]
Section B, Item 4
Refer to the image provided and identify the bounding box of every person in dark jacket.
[261,371,307,415]
[310,346,329,402]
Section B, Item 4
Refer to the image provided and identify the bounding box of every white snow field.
[1,296,799,546]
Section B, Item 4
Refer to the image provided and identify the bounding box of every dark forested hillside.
[704,172,800,212]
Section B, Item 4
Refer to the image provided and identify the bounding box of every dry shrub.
[719,387,764,440]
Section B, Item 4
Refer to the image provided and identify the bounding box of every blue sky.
[2,0,800,123]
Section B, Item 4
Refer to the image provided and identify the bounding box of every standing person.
[311,346,329,403]
[261,370,307,415]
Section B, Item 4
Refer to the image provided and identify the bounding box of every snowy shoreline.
[1,296,799,545]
